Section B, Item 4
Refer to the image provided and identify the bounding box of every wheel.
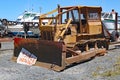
[102,40,109,50]
[33,23,39,27]
[97,40,109,50]
[73,43,86,52]
[2,19,8,25]
[111,30,119,42]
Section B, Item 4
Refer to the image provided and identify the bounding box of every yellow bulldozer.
[12,5,109,71]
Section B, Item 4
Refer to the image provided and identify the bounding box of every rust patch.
[14,38,63,66]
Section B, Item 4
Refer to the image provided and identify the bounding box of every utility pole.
[39,7,42,14]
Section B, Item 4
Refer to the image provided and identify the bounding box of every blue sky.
[0,0,119,21]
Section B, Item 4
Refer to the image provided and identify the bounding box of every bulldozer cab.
[40,5,103,43]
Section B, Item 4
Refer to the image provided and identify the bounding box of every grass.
[92,56,120,77]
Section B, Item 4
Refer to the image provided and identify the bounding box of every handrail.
[55,7,76,18]
[40,8,58,18]
[59,18,72,39]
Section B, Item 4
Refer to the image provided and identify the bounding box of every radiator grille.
[41,31,54,41]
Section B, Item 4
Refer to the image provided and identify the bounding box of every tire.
[33,23,39,27]
[2,19,8,25]
[111,31,119,42]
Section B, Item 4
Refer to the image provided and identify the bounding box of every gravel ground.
[0,42,120,80]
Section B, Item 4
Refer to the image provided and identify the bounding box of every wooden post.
[115,12,118,31]
[58,4,62,24]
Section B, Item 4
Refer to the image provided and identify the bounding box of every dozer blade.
[12,38,66,71]
[12,38,107,71]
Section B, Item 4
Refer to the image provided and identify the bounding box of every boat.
[16,11,48,27]
[16,11,40,27]
[7,10,49,37]
[101,12,120,33]
[101,11,120,42]
[7,23,34,37]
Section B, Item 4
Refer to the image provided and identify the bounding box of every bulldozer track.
[109,41,120,45]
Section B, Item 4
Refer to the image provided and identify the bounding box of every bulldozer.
[12,5,109,71]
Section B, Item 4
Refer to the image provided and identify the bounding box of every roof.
[60,5,102,10]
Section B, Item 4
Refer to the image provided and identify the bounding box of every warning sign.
[17,48,37,66]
